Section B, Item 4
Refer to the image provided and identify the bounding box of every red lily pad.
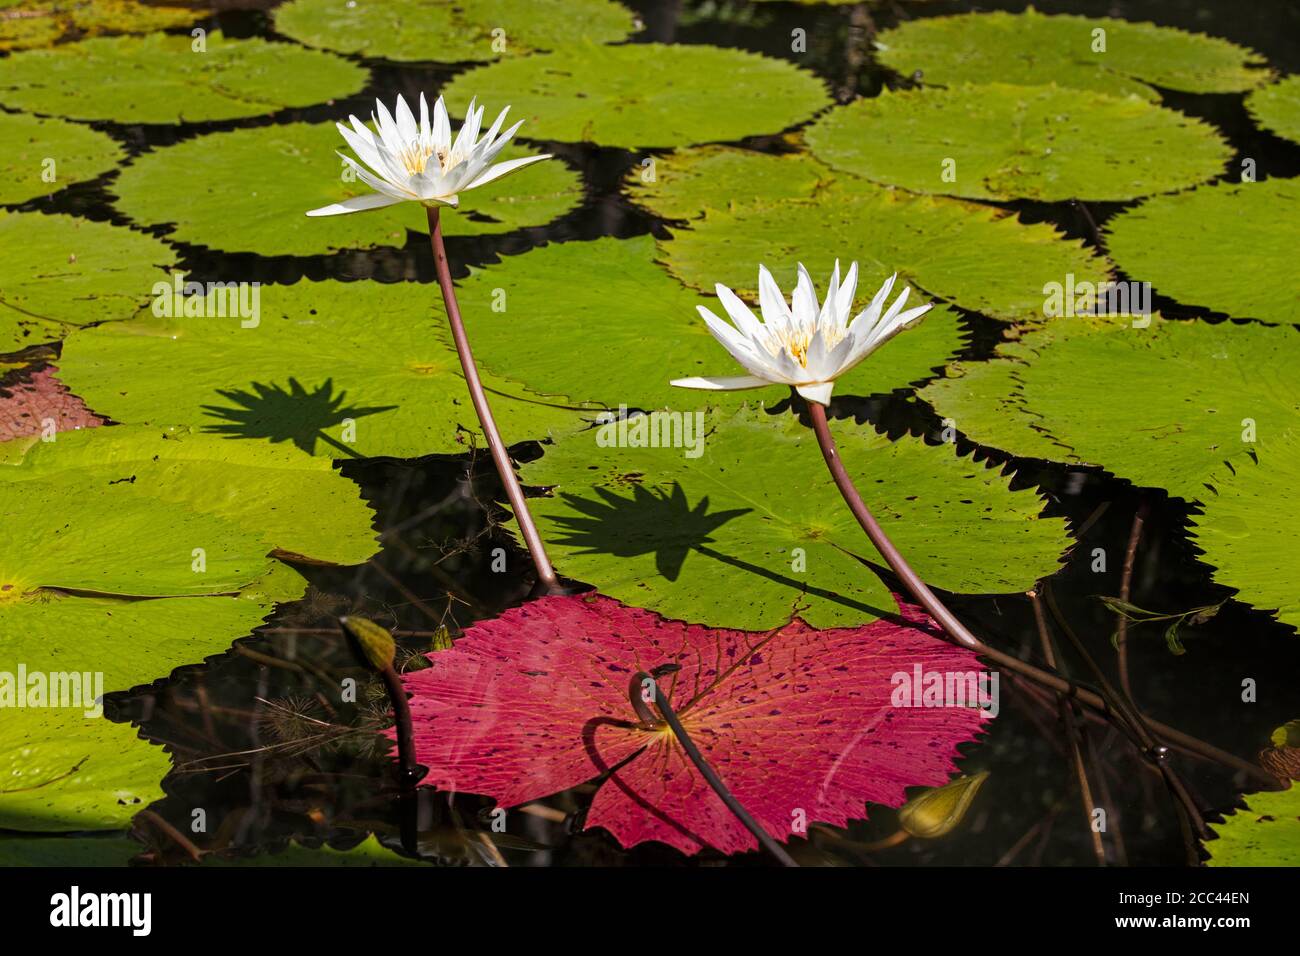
[0,367,103,443]
[402,594,989,856]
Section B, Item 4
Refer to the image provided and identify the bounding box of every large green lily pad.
[443,43,833,149]
[625,145,834,220]
[56,279,597,459]
[647,150,1108,323]
[206,834,424,866]
[1247,75,1300,145]
[875,10,1270,100]
[1207,787,1300,866]
[0,111,124,205]
[0,833,142,866]
[0,32,367,124]
[110,122,581,256]
[806,84,1231,202]
[1106,177,1300,325]
[0,426,377,831]
[1192,433,1300,632]
[453,235,966,410]
[0,0,203,52]
[520,404,1070,630]
[0,211,177,354]
[274,0,636,63]
[919,317,1300,503]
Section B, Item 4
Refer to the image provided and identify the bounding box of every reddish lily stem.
[426,207,560,594]
[805,403,1279,790]
[630,671,799,867]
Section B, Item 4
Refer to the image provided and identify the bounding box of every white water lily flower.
[671,262,933,406]
[306,92,551,217]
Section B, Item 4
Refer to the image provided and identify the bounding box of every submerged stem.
[804,402,1281,791]
[630,671,799,867]
[426,207,561,595]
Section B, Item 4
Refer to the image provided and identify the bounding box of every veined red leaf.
[0,367,103,443]
[402,594,989,856]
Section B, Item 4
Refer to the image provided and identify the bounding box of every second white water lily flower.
[306,93,550,217]
[671,263,933,405]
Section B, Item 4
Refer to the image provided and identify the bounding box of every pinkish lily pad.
[0,367,103,443]
[403,594,989,856]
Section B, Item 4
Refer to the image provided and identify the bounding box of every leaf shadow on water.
[200,378,397,459]
[544,482,898,620]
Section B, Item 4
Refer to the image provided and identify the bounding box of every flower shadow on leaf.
[200,377,396,458]
[546,482,896,619]
[547,483,750,582]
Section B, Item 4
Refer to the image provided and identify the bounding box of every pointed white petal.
[670,375,771,391]
[432,95,451,149]
[714,284,765,340]
[394,94,418,149]
[306,192,405,216]
[418,92,430,140]
[792,263,819,329]
[795,382,835,405]
[464,153,552,190]
[756,264,793,332]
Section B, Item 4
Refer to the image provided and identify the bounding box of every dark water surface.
[19,0,1300,866]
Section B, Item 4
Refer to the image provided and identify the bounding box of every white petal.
[670,375,771,391]
[418,92,431,140]
[336,122,387,179]
[306,192,405,217]
[792,264,819,330]
[714,284,765,340]
[847,271,898,338]
[697,305,782,379]
[464,152,552,190]
[756,264,793,328]
[394,94,418,149]
[837,261,859,326]
[372,99,403,154]
[432,95,451,149]
[795,382,834,405]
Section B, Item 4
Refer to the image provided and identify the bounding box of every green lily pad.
[0,211,177,354]
[453,235,967,410]
[56,279,596,459]
[0,32,366,124]
[0,0,203,52]
[626,145,834,220]
[0,426,377,831]
[206,834,424,866]
[110,122,581,256]
[806,83,1231,202]
[0,111,125,205]
[520,404,1069,630]
[918,317,1300,503]
[1247,75,1300,145]
[443,43,832,149]
[648,150,1108,323]
[274,0,636,64]
[875,10,1270,100]
[0,833,142,866]
[1207,787,1300,866]
[1105,177,1300,324]
[1192,433,1300,632]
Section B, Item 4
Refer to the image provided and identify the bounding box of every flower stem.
[804,403,1281,789]
[630,670,799,867]
[379,662,422,789]
[426,207,561,595]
